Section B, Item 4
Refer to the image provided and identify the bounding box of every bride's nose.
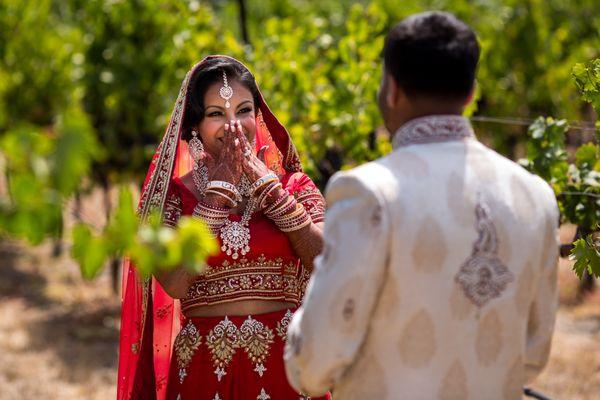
[224,109,237,121]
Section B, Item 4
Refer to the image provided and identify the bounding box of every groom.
[284,11,559,399]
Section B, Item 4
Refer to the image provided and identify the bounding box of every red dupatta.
[117,55,303,400]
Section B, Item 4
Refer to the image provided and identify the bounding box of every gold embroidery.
[455,198,514,307]
[285,140,303,172]
[276,309,294,340]
[139,69,190,219]
[201,313,290,381]
[392,115,474,148]
[131,342,139,354]
[295,188,325,223]
[239,316,275,376]
[182,255,309,311]
[174,321,202,383]
[136,68,194,349]
[257,388,271,400]
[206,317,240,382]
[163,193,182,228]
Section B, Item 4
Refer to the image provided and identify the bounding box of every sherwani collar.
[392,114,475,149]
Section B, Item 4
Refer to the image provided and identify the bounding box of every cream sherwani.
[284,115,559,400]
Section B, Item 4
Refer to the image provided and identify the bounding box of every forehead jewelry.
[219,71,233,109]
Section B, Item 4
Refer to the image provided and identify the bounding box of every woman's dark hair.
[181,57,261,141]
[383,11,480,101]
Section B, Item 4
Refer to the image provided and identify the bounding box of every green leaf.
[71,223,109,280]
[105,187,138,254]
[570,236,600,279]
[52,107,99,195]
[575,143,598,171]
[173,217,218,273]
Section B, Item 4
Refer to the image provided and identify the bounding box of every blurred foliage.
[61,0,244,184]
[573,59,600,125]
[242,0,600,159]
[521,59,600,278]
[2,0,600,279]
[72,189,217,279]
[0,107,97,244]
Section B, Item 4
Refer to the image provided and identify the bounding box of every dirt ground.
[0,225,599,399]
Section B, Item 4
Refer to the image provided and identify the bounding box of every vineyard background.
[1,0,600,398]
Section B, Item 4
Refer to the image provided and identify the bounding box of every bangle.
[196,201,230,213]
[193,202,230,217]
[207,181,242,203]
[266,196,297,219]
[278,217,311,232]
[205,189,238,208]
[271,204,312,232]
[250,173,278,196]
[264,190,289,214]
[275,203,306,223]
[192,201,230,236]
[257,182,283,210]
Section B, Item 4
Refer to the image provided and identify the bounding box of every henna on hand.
[234,120,274,182]
[194,122,247,209]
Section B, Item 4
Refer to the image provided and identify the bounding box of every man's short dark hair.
[383,11,480,101]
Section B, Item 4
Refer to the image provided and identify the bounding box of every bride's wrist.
[202,192,234,210]
[263,191,311,232]
[256,182,285,210]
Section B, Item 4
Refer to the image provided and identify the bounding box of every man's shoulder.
[328,158,396,191]
[471,141,557,208]
[325,157,398,205]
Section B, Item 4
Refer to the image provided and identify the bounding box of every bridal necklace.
[192,161,256,260]
[219,189,256,259]
[195,70,255,259]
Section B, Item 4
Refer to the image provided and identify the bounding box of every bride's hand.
[233,120,272,182]
[204,121,245,185]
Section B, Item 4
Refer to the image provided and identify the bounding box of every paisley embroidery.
[393,115,474,148]
[206,317,240,382]
[202,312,290,381]
[455,198,514,307]
[174,321,202,383]
[276,309,294,340]
[239,316,275,377]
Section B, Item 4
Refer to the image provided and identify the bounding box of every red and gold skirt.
[166,308,328,400]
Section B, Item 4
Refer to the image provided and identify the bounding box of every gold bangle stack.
[272,203,311,232]
[249,173,278,196]
[206,181,242,203]
[192,201,230,236]
[256,181,283,210]
[263,192,311,232]
[204,189,237,208]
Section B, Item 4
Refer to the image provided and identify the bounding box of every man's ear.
[385,72,400,109]
[464,81,477,106]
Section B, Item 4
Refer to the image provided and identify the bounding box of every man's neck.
[390,101,465,140]
[399,102,464,127]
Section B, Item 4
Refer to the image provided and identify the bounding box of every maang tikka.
[219,70,233,108]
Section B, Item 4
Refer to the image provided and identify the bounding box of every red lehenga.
[117,56,328,400]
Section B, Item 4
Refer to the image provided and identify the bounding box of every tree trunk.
[73,190,82,221]
[102,179,120,294]
[52,204,63,258]
[237,0,250,45]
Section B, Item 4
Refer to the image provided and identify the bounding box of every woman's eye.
[207,111,223,117]
[238,107,253,114]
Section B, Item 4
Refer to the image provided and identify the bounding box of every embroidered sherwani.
[284,115,559,400]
